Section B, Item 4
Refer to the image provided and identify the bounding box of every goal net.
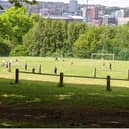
[91,53,115,60]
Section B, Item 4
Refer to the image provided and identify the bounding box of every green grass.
[0,57,129,128]
[0,120,46,128]
[0,78,129,109]
[0,120,88,128]
[0,78,129,127]
[0,57,129,87]
[1,57,129,127]
[0,79,129,127]
[1,57,129,77]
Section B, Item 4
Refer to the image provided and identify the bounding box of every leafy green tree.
[73,26,99,58]
[0,7,33,45]
[0,0,37,9]
[68,22,87,53]
[0,37,11,56]
[31,13,42,22]
[10,45,28,56]
[9,0,37,7]
[0,15,12,39]
[24,19,68,56]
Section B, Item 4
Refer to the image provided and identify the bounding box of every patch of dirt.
[0,105,129,127]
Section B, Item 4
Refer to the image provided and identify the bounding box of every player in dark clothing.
[109,63,112,71]
[54,66,57,74]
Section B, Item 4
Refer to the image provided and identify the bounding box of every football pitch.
[0,57,129,87]
[0,57,129,127]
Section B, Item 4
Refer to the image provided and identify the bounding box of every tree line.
[1,6,129,60]
[23,18,88,57]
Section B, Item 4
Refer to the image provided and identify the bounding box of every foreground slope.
[0,78,129,127]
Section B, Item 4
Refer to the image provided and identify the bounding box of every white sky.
[42,0,129,7]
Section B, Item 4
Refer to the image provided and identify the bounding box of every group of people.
[1,59,20,72]
[1,57,112,75]
[101,58,112,71]
[55,57,74,65]
[1,59,19,66]
[24,63,58,75]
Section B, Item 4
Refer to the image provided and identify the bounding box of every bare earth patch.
[0,105,129,127]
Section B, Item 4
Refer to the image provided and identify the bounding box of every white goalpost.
[91,53,115,60]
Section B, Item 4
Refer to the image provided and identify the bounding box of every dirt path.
[0,106,129,127]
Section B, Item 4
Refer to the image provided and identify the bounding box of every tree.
[0,7,33,45]
[24,19,68,56]
[68,22,87,53]
[23,19,88,57]
[0,0,37,9]
[0,15,12,39]
[10,45,28,56]
[0,37,11,56]
[73,26,99,58]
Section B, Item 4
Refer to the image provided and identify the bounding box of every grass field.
[1,57,129,127]
[0,57,129,87]
[0,78,129,127]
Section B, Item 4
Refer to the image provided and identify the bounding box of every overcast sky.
[42,0,129,7]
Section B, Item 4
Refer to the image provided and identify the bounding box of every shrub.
[10,45,29,56]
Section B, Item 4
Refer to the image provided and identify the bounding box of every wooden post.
[25,63,27,71]
[128,70,129,80]
[59,72,64,87]
[15,68,19,84]
[39,64,41,73]
[107,75,111,91]
[8,62,11,72]
[6,62,8,69]
[94,67,96,78]
[32,67,35,73]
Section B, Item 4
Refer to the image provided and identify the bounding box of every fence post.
[8,62,11,72]
[59,72,64,87]
[107,75,111,91]
[94,67,96,78]
[39,64,41,73]
[128,70,129,80]
[32,67,35,74]
[15,68,19,84]
[25,63,27,71]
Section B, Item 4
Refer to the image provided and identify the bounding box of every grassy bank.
[0,78,129,109]
[0,78,129,127]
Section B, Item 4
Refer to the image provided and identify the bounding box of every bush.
[117,48,129,60]
[0,39,10,56]
[10,45,29,56]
